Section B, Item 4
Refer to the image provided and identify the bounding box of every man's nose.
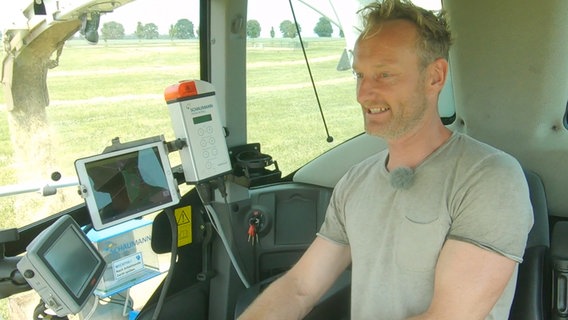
[356,77,374,105]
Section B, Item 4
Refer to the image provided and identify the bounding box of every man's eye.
[352,71,363,79]
[379,72,390,78]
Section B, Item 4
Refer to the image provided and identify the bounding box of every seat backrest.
[508,170,551,320]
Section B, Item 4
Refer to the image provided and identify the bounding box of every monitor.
[75,140,180,230]
[17,215,106,317]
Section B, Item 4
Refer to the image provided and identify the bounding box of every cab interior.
[1,0,568,319]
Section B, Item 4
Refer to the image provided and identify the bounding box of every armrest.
[551,222,568,318]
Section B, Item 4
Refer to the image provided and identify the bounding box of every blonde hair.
[358,0,452,67]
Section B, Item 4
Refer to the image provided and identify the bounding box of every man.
[239,0,533,319]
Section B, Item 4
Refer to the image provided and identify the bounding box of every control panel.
[165,80,232,183]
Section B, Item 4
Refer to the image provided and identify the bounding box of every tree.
[246,20,261,38]
[143,23,159,39]
[270,26,275,38]
[100,21,125,41]
[135,22,144,41]
[314,17,333,37]
[173,19,195,39]
[168,24,175,40]
[279,20,300,38]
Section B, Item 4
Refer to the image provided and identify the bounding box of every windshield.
[0,0,444,226]
[0,0,200,231]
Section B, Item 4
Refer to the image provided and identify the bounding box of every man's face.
[353,19,431,140]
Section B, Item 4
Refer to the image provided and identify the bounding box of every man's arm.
[238,236,351,320]
[408,239,517,320]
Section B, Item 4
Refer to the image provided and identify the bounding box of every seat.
[508,170,551,320]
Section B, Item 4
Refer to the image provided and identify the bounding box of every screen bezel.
[74,140,180,230]
[25,215,106,311]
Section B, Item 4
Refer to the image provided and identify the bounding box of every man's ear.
[427,58,449,92]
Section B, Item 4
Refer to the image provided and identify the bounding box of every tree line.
[100,19,197,41]
[247,17,342,38]
[99,17,342,41]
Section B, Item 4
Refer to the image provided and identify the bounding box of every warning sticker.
[174,206,193,247]
[112,252,144,280]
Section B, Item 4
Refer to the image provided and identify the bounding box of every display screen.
[75,140,180,230]
[193,114,212,124]
[17,215,106,316]
[44,225,100,298]
[84,147,172,225]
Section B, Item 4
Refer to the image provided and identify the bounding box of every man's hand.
[238,237,351,320]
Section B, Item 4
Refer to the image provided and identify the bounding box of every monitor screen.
[75,140,180,230]
[17,215,106,317]
[44,225,100,297]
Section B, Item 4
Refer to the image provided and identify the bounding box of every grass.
[0,37,362,319]
[0,38,363,224]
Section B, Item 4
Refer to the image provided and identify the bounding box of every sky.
[1,0,441,38]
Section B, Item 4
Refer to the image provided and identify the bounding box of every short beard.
[364,76,429,140]
[364,99,429,140]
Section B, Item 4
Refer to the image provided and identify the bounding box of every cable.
[82,295,99,320]
[151,208,178,320]
[100,295,133,309]
[196,179,251,288]
[122,288,131,317]
[203,203,251,289]
[32,300,68,320]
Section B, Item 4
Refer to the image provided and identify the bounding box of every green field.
[0,38,362,224]
[0,37,362,318]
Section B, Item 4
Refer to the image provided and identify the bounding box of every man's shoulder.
[453,131,503,153]
[451,131,519,165]
[449,132,526,184]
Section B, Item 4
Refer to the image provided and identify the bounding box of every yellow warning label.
[174,206,192,247]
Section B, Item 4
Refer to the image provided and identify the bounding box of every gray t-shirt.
[318,132,534,319]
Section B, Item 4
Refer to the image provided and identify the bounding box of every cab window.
[0,0,200,230]
[246,0,362,177]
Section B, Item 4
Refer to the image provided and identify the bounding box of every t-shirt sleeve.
[447,152,534,263]
[317,172,351,246]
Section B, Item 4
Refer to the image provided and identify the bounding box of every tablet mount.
[0,228,30,299]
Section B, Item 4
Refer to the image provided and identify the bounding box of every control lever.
[197,221,216,282]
